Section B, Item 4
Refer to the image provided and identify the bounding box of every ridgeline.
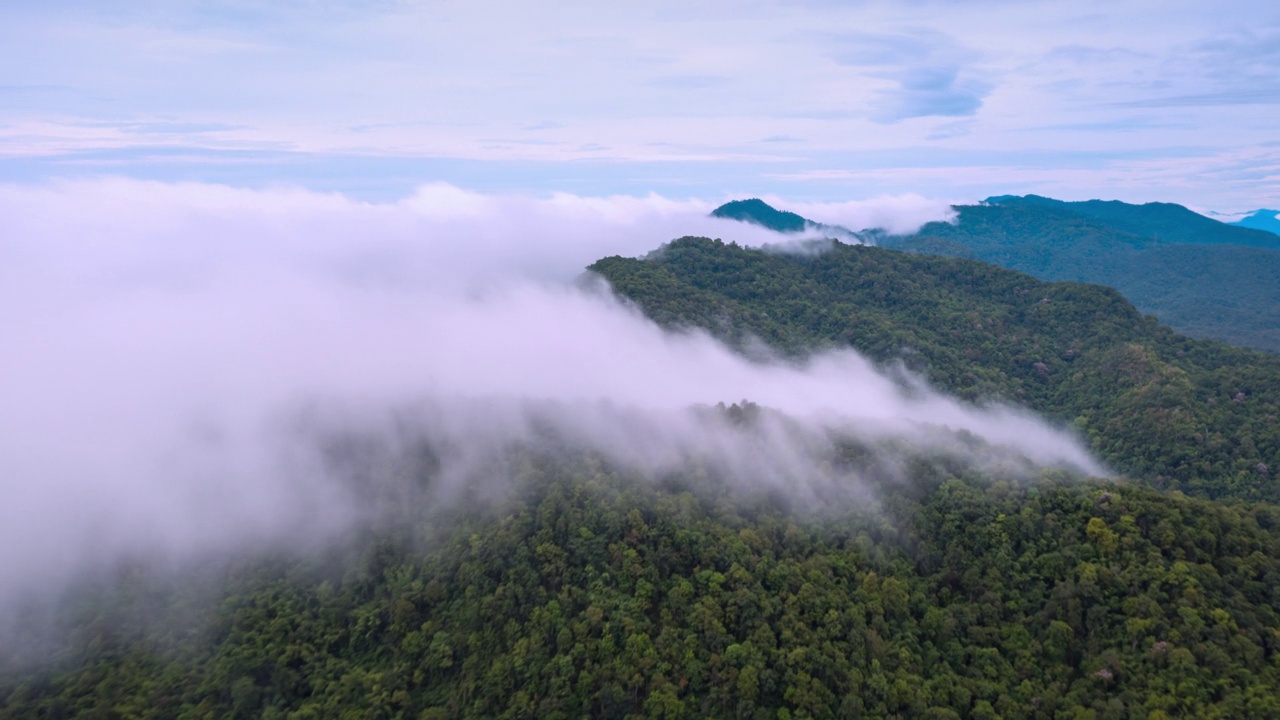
[713,196,1280,353]
[4,236,1280,720]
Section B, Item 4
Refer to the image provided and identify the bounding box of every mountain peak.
[710,198,810,233]
[710,198,862,241]
[1232,209,1280,237]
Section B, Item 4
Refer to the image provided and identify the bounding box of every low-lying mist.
[0,179,1098,642]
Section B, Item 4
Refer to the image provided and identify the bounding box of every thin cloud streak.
[1,2,1278,209]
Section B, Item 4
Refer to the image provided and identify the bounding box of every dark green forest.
[710,195,1280,352]
[712,200,811,234]
[8,451,1278,720]
[5,238,1280,720]
[592,237,1280,503]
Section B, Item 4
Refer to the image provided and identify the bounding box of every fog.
[764,193,958,234]
[0,179,1098,621]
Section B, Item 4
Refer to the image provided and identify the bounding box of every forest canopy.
[5,237,1280,720]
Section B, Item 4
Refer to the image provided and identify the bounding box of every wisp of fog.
[0,179,1100,622]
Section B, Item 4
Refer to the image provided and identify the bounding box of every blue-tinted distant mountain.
[1231,209,1280,237]
[885,197,1280,352]
[710,194,1280,352]
[712,198,808,232]
[982,195,1280,248]
[711,198,858,240]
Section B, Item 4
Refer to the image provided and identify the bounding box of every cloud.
[3,2,1280,211]
[647,74,731,90]
[1191,28,1280,79]
[1113,90,1280,108]
[828,29,991,122]
[871,64,992,121]
[0,179,1100,638]
[762,193,957,234]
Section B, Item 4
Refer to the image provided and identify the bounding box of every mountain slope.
[711,198,857,239]
[592,237,1280,503]
[987,195,1280,248]
[885,202,1280,352]
[5,460,1278,719]
[710,196,1280,352]
[6,237,1280,720]
[712,198,810,233]
[1233,209,1280,236]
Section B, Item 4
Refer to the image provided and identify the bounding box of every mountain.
[6,237,1280,720]
[985,195,1280,248]
[592,236,1280,503]
[7,448,1277,719]
[1232,209,1280,236]
[716,194,1280,351]
[711,196,1280,352]
[711,198,858,239]
[884,200,1280,352]
[712,198,809,232]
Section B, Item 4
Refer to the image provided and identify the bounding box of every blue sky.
[2,0,1278,210]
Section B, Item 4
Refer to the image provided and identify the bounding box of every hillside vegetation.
[711,196,1280,352]
[5,454,1279,720]
[982,196,1279,249]
[884,200,1280,352]
[592,237,1280,504]
[5,238,1280,720]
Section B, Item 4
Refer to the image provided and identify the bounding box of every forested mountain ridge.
[710,196,1280,352]
[6,455,1279,719]
[590,237,1280,503]
[6,237,1280,720]
[886,202,1280,352]
[980,195,1280,249]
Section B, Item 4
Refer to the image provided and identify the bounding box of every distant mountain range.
[712,196,1280,353]
[1232,209,1280,235]
[982,195,1280,247]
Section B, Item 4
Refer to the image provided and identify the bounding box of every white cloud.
[0,178,1101,621]
[2,1,1278,211]
[768,193,958,234]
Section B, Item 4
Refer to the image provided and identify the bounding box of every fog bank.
[0,179,1094,617]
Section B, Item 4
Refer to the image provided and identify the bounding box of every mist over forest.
[7,0,1280,716]
[4,175,1280,718]
[0,180,1093,622]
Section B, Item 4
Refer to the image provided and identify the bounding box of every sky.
[2,0,1278,211]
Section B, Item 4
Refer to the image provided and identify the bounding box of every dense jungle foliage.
[5,446,1280,720]
[590,237,1280,503]
[6,238,1280,720]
